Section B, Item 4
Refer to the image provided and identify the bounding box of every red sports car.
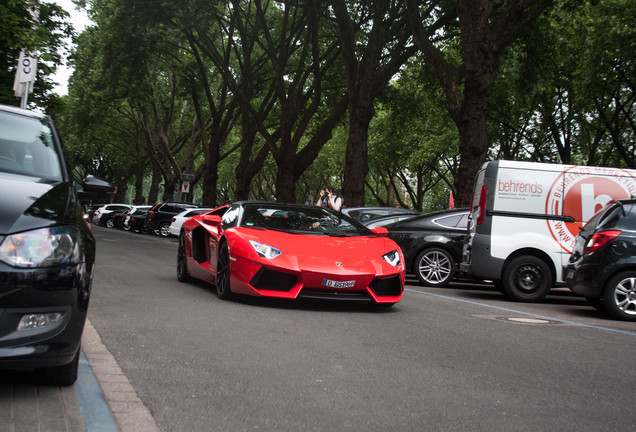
[177,201,405,306]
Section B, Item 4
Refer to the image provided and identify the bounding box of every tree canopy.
[4,0,633,211]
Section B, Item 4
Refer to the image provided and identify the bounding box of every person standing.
[316,185,342,211]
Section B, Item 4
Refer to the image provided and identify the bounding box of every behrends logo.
[546,166,636,253]
[498,180,543,194]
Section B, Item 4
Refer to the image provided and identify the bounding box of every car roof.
[0,103,47,119]
[342,206,417,212]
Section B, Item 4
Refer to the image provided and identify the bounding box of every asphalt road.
[88,225,636,432]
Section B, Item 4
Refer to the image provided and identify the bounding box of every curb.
[81,320,161,432]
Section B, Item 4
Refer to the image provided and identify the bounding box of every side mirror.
[201,214,222,226]
[77,175,116,203]
[371,226,388,237]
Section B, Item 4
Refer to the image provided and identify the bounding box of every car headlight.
[249,240,282,259]
[0,226,80,268]
[382,250,401,266]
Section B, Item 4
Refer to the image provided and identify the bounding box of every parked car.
[85,205,100,221]
[168,207,215,237]
[0,103,115,385]
[341,206,419,223]
[565,198,636,321]
[363,213,419,228]
[92,203,132,226]
[102,208,130,228]
[386,208,469,287]
[123,206,153,233]
[177,201,405,306]
[145,201,199,237]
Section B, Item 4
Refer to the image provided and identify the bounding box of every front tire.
[35,349,80,386]
[502,255,552,302]
[216,242,232,300]
[603,271,636,321]
[414,247,455,287]
[177,233,191,282]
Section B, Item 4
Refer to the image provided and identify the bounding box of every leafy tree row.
[3,1,634,211]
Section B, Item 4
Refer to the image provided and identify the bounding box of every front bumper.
[0,262,88,370]
[230,255,405,304]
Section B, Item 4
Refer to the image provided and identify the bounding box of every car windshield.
[0,110,63,181]
[240,203,373,236]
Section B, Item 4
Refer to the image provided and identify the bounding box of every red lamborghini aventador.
[177,201,405,305]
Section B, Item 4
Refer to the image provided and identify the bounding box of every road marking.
[405,288,636,336]
[75,351,119,432]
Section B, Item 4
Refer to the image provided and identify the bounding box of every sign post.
[13,50,38,109]
[180,173,195,202]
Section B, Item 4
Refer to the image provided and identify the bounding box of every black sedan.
[386,208,469,287]
[566,198,636,321]
[0,103,114,385]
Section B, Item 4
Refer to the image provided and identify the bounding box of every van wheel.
[502,256,552,302]
[414,247,455,287]
[603,271,636,321]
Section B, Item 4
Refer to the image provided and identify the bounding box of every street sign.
[13,50,38,108]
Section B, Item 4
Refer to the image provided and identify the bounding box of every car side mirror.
[371,226,388,237]
[201,214,223,226]
[77,175,116,204]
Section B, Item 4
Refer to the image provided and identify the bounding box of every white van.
[460,160,636,301]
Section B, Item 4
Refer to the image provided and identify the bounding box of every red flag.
[449,191,455,209]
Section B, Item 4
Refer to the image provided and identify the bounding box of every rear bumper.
[565,263,604,298]
[461,233,503,280]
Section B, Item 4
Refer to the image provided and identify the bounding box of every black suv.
[566,198,636,321]
[0,103,114,385]
[145,201,198,237]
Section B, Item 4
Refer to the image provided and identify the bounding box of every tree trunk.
[342,100,373,206]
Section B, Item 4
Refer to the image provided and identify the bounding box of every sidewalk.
[0,320,160,432]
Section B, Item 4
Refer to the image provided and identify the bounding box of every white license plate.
[322,279,355,288]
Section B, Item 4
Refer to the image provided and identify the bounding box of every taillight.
[476,186,487,225]
[583,230,621,255]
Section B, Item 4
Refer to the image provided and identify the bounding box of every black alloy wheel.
[177,233,191,282]
[216,242,232,300]
[502,255,552,302]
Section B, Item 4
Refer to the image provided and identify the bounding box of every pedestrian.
[316,185,342,211]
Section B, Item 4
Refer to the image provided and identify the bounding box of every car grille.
[369,275,403,297]
[299,289,370,302]
[250,268,297,292]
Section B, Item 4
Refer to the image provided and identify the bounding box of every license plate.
[322,279,355,288]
